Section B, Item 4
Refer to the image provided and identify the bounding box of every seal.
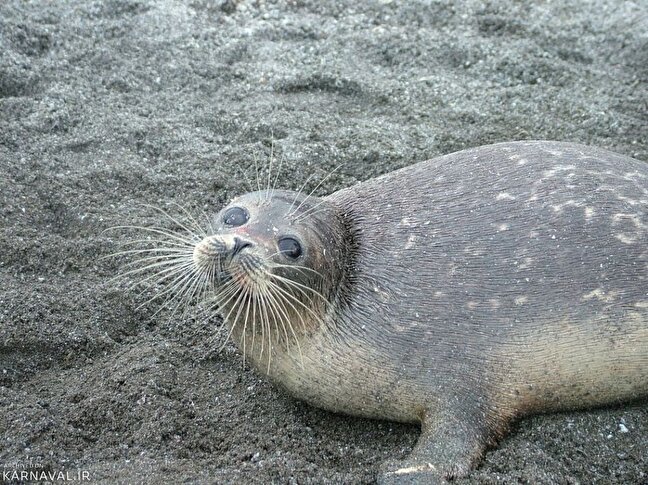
[130,141,648,482]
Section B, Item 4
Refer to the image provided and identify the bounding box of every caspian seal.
[127,141,648,482]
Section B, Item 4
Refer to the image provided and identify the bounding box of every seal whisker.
[208,270,244,309]
[203,274,243,323]
[234,166,255,195]
[264,278,325,327]
[258,290,274,374]
[264,282,305,368]
[136,264,200,314]
[101,247,194,261]
[240,285,255,366]
[159,273,203,325]
[265,137,275,203]
[166,201,211,239]
[200,208,216,238]
[262,286,292,353]
[198,282,241,340]
[229,285,252,363]
[268,273,328,304]
[265,274,317,307]
[269,148,285,204]
[253,150,263,193]
[286,172,317,216]
[105,225,198,246]
[135,271,197,321]
[218,285,248,352]
[103,252,193,274]
[287,164,341,218]
[250,288,259,357]
[269,262,324,279]
[293,199,329,223]
[168,263,212,325]
[126,260,195,288]
[109,257,194,283]
[140,203,206,239]
[265,278,311,331]
[256,290,268,362]
[110,252,194,270]
[114,262,196,297]
[108,237,195,249]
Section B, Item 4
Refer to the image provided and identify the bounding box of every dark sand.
[1,0,647,483]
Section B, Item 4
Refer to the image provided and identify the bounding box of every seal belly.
[497,310,648,415]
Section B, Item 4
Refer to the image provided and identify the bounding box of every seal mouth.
[231,237,252,257]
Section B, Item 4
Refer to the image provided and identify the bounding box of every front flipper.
[379,404,502,484]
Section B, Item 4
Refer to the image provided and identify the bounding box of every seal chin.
[230,253,271,291]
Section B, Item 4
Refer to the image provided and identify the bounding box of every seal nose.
[232,236,252,257]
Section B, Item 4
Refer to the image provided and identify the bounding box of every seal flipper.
[378,405,496,484]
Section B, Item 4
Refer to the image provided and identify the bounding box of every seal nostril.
[232,237,252,256]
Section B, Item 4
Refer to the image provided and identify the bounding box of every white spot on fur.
[624,171,646,180]
[464,245,486,256]
[616,234,638,244]
[582,288,619,303]
[433,291,445,298]
[635,301,648,309]
[518,257,534,269]
[514,296,528,305]
[612,213,646,230]
[551,200,582,213]
[466,301,479,310]
[543,165,575,177]
[399,217,417,227]
[405,234,417,249]
[497,223,509,232]
[584,207,595,220]
[496,192,516,201]
[545,149,565,157]
[389,463,437,475]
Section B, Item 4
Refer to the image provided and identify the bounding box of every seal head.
[192,189,356,370]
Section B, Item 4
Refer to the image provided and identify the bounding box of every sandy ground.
[1,0,647,483]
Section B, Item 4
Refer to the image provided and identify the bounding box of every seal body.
[189,141,648,481]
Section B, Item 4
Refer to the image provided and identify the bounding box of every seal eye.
[223,207,249,227]
[278,237,302,259]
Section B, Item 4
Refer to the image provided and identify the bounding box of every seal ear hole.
[223,206,249,227]
[278,236,302,259]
